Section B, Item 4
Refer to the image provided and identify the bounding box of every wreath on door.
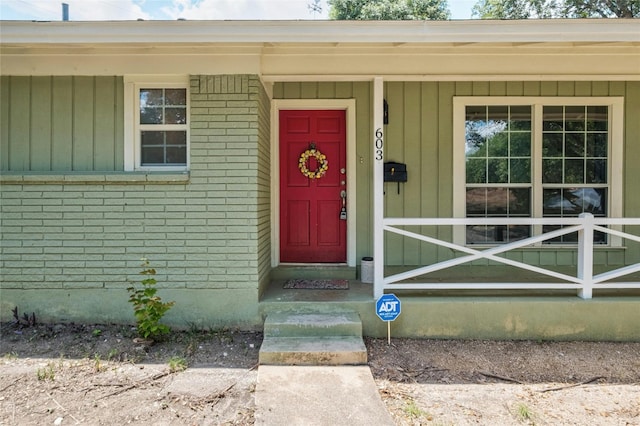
[298,145,329,179]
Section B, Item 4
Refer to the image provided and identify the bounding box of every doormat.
[283,279,349,290]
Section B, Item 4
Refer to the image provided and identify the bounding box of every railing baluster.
[578,213,594,299]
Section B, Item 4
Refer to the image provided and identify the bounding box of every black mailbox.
[384,162,407,183]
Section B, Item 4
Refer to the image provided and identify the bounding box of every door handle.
[339,190,347,220]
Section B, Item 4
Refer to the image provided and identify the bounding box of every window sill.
[0,171,190,185]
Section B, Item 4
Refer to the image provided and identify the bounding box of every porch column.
[373,77,384,299]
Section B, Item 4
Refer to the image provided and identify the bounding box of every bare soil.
[1,322,639,425]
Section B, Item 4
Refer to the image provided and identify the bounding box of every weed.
[514,402,535,424]
[94,354,104,372]
[403,399,431,420]
[3,352,19,360]
[127,258,175,340]
[92,329,102,337]
[37,363,55,381]
[168,356,187,373]
[107,348,119,361]
[12,306,36,328]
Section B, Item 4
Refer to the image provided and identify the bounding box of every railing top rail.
[383,217,640,226]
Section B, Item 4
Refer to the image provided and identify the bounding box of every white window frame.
[124,75,190,172]
[453,96,624,246]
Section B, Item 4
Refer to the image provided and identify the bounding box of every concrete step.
[260,311,367,365]
[263,311,362,338]
[259,336,367,365]
[271,265,356,280]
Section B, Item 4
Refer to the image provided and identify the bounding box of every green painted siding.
[0,75,269,328]
[274,80,640,268]
[0,76,124,172]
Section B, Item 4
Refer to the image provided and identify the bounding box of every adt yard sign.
[376,293,401,322]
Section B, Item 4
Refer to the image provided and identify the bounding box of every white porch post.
[577,213,594,299]
[373,77,385,299]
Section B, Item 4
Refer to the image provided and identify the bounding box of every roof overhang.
[2,19,639,81]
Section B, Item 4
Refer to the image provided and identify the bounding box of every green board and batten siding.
[274,80,640,270]
[1,76,124,172]
[0,75,270,328]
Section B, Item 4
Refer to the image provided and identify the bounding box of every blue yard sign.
[376,293,401,322]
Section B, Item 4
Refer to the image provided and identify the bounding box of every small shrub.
[127,258,175,340]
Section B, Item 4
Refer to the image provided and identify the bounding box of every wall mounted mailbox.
[384,162,407,183]
[384,162,407,194]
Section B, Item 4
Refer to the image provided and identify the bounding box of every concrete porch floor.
[260,279,640,341]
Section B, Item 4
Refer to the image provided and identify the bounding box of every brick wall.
[0,74,270,328]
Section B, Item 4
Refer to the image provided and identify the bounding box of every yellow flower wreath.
[298,148,329,179]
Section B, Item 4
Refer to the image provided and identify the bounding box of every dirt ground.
[1,322,639,425]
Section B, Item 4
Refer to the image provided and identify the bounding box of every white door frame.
[271,99,357,267]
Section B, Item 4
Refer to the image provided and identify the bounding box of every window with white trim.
[124,76,190,171]
[453,97,623,246]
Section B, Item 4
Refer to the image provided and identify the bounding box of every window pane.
[542,159,562,183]
[487,132,508,157]
[487,158,508,183]
[465,106,487,156]
[166,147,187,164]
[165,89,186,106]
[486,188,508,215]
[466,188,486,216]
[466,158,486,184]
[587,106,607,131]
[586,159,607,184]
[565,133,585,157]
[141,147,164,164]
[510,158,530,183]
[509,106,531,130]
[165,107,187,125]
[165,131,186,145]
[564,159,584,184]
[510,132,531,156]
[543,106,563,131]
[509,188,530,215]
[542,133,563,157]
[141,131,187,166]
[586,133,607,157]
[543,189,563,216]
[140,107,163,124]
[141,131,164,146]
[508,225,531,241]
[565,106,585,131]
[140,89,163,106]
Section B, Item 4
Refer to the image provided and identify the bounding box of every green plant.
[92,329,102,337]
[403,399,431,420]
[514,402,535,424]
[93,354,104,372]
[107,348,119,361]
[37,363,55,381]
[127,258,175,340]
[168,356,187,373]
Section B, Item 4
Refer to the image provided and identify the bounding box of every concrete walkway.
[254,365,395,426]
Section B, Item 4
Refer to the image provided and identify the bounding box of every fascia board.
[1,19,639,46]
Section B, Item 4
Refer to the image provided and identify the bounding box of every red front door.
[279,110,347,263]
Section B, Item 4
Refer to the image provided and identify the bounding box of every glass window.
[463,101,611,245]
[139,88,188,167]
[465,105,532,244]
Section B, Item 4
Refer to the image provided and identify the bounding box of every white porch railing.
[376,213,640,299]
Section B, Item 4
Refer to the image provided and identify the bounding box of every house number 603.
[374,128,383,161]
